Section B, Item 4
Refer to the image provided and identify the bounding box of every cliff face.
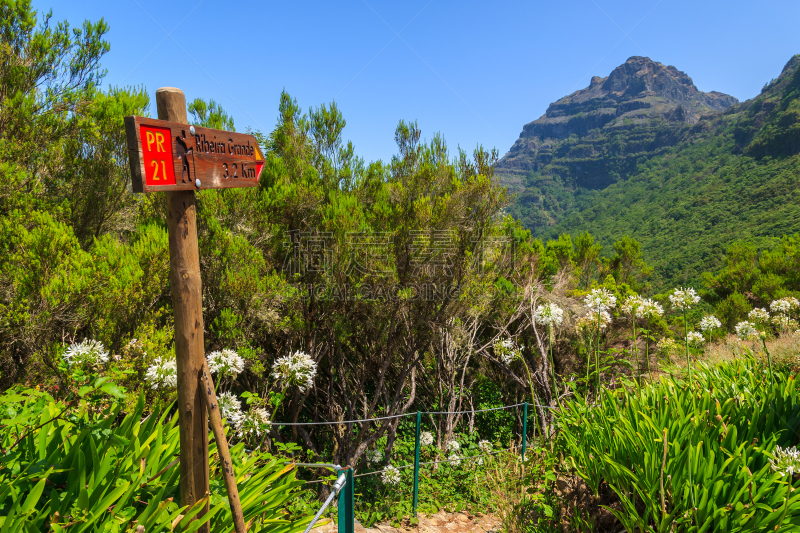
[498,57,739,195]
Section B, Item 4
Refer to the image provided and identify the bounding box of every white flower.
[217,392,243,427]
[735,321,759,341]
[494,338,522,365]
[638,299,664,320]
[657,338,678,354]
[366,449,383,464]
[584,288,617,313]
[698,315,722,332]
[534,303,564,328]
[772,315,798,330]
[576,310,612,331]
[271,350,317,392]
[771,297,800,314]
[447,440,460,452]
[748,308,770,323]
[621,295,644,317]
[770,445,800,477]
[63,339,109,367]
[237,408,271,439]
[686,331,705,346]
[447,453,461,467]
[381,465,401,485]
[478,440,492,454]
[145,357,178,389]
[420,431,434,446]
[583,311,611,330]
[669,287,701,310]
[207,349,245,377]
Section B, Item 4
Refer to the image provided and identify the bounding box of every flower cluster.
[381,465,401,485]
[669,287,701,310]
[124,338,145,354]
[366,449,383,464]
[735,321,759,341]
[217,392,244,427]
[698,315,722,332]
[748,308,770,323]
[213,392,271,440]
[63,339,109,367]
[638,299,664,319]
[657,338,679,354]
[447,453,462,466]
[237,408,271,439]
[770,297,800,314]
[621,295,644,316]
[773,314,799,330]
[478,440,493,454]
[584,288,617,313]
[576,311,612,331]
[145,357,178,389]
[207,349,245,377]
[447,440,460,452]
[533,303,564,328]
[770,445,800,477]
[686,331,705,346]
[420,431,434,446]
[494,338,522,365]
[271,350,317,392]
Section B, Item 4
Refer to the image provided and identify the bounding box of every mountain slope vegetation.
[501,55,800,289]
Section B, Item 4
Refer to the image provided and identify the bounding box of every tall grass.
[557,355,800,531]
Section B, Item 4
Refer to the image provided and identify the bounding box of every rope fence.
[290,401,545,533]
[270,401,549,427]
[352,446,516,478]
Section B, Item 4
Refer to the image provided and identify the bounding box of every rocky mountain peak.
[497,56,739,188]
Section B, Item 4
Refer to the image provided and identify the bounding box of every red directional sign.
[124,116,264,193]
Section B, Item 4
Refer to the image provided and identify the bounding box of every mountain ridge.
[500,54,800,289]
[498,56,738,196]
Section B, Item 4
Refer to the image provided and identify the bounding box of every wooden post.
[157,87,210,531]
[199,360,247,533]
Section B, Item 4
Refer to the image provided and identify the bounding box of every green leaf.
[20,476,47,514]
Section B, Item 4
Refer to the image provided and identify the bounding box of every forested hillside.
[501,55,800,289]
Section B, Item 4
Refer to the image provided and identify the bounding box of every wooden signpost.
[125,87,258,533]
[124,116,264,192]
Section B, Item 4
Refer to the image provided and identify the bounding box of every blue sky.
[37,0,800,164]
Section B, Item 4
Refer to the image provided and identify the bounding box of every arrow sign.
[124,116,265,193]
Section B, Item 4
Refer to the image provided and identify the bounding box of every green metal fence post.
[521,402,528,461]
[413,411,421,516]
[337,467,354,533]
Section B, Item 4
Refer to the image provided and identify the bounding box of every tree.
[187,98,234,130]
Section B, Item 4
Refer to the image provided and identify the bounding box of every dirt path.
[313,511,501,533]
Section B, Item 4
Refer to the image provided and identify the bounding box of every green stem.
[632,318,640,389]
[520,358,542,439]
[595,313,601,397]
[548,328,560,407]
[683,306,696,509]
[684,308,692,386]
[645,320,652,381]
[585,333,592,392]
[761,337,775,386]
